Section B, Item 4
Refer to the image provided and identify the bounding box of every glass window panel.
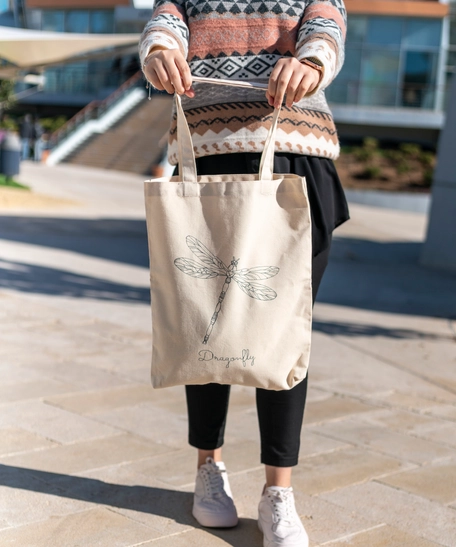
[402,51,437,108]
[66,10,89,33]
[346,16,367,44]
[404,19,442,48]
[359,50,400,106]
[42,10,65,32]
[338,47,362,81]
[0,0,9,14]
[90,10,114,33]
[366,17,403,46]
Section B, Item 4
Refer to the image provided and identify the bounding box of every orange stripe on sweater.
[301,4,346,39]
[189,18,299,58]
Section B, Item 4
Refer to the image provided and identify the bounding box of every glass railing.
[49,70,145,149]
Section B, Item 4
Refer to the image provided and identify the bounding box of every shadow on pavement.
[312,320,455,341]
[1,215,455,318]
[0,260,150,303]
[319,237,456,320]
[0,216,149,268]
[0,464,262,546]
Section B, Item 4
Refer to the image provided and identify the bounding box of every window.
[90,10,114,34]
[41,10,65,32]
[66,10,90,33]
[327,15,445,110]
[366,17,402,46]
[0,0,9,14]
[359,51,400,107]
[403,19,442,48]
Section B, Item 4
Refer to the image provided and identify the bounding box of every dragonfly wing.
[174,258,220,279]
[186,236,227,273]
[235,266,279,281]
[235,279,277,301]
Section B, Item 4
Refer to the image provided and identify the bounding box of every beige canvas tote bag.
[144,78,313,390]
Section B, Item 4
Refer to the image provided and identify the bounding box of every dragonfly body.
[175,236,279,345]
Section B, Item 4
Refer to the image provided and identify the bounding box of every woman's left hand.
[267,57,321,108]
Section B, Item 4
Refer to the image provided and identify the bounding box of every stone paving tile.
[303,394,376,425]
[309,334,456,404]
[92,402,188,449]
[136,524,263,547]
[0,507,159,546]
[0,427,56,456]
[378,460,456,504]
[355,407,450,434]
[425,404,456,422]
[310,417,455,464]
[0,464,89,528]
[320,481,456,546]
[28,360,131,389]
[0,379,81,404]
[300,430,350,458]
[73,348,152,381]
[0,362,44,385]
[337,331,456,394]
[0,400,119,443]
[412,422,456,450]
[291,446,411,496]
[45,384,154,415]
[369,390,453,411]
[1,433,171,474]
[319,524,442,546]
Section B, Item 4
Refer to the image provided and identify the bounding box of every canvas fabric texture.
[144,93,313,390]
[139,0,347,163]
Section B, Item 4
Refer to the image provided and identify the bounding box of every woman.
[140,1,348,545]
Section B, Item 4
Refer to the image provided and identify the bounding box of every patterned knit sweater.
[139,0,346,164]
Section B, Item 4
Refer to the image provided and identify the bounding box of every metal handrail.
[50,70,144,148]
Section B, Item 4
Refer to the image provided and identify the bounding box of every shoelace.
[268,488,295,525]
[201,463,226,499]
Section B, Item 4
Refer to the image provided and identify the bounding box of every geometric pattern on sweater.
[139,0,347,162]
[167,99,340,164]
[189,51,289,80]
[187,0,304,18]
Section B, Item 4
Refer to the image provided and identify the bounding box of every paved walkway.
[0,161,455,547]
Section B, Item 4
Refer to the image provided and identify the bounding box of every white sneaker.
[192,457,238,528]
[258,486,309,547]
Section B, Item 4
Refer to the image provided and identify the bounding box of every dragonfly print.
[174,236,280,345]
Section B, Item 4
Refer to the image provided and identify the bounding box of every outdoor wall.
[346,0,449,18]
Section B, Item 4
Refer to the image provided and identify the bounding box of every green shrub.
[399,143,421,158]
[361,166,382,179]
[0,174,29,190]
[423,169,433,187]
[39,116,67,133]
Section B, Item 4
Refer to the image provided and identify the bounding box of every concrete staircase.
[65,95,173,175]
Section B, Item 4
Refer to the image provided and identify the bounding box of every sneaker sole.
[192,507,238,528]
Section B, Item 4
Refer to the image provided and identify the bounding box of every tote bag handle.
[175,77,281,183]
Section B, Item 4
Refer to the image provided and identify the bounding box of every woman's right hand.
[143,48,195,98]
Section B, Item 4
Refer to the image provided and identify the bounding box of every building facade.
[329,0,454,144]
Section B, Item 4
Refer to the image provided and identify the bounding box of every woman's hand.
[267,57,321,108]
[143,48,195,98]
